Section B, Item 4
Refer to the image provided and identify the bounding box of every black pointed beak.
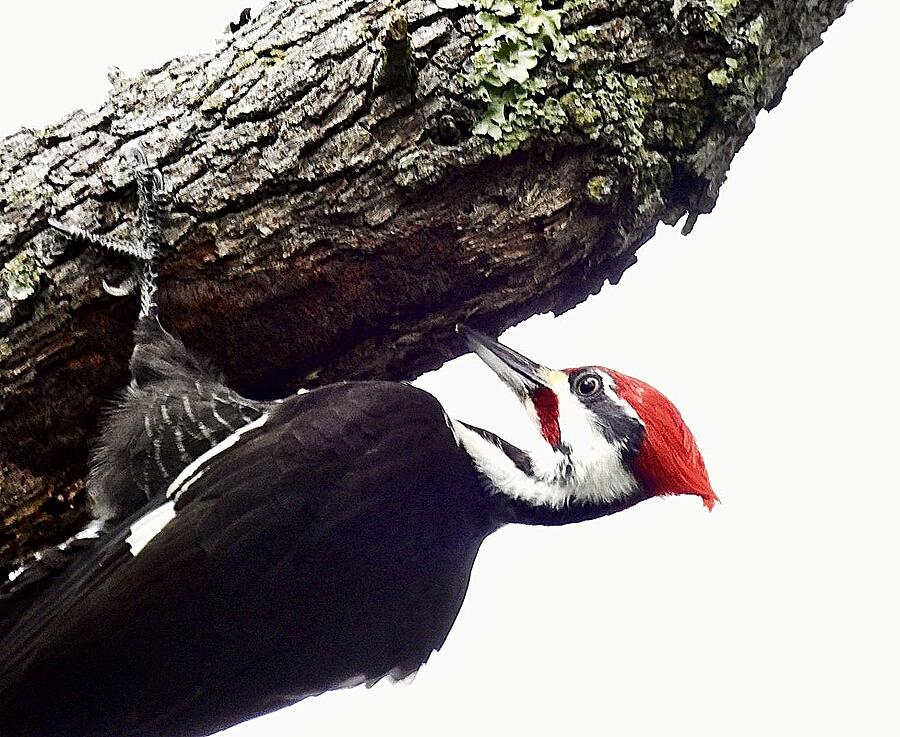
[457,325,553,397]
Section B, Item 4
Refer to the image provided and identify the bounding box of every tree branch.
[0,0,849,568]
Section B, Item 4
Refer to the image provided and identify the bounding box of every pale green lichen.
[675,0,741,34]
[0,339,11,362]
[233,50,259,73]
[2,249,41,302]
[560,71,648,151]
[585,174,616,205]
[201,90,229,113]
[37,125,57,142]
[708,56,739,88]
[716,12,766,51]
[441,0,720,218]
[708,68,729,88]
[708,53,764,102]
[745,15,764,46]
[448,0,578,155]
[451,0,663,157]
[710,0,739,17]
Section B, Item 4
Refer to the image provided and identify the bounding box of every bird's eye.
[575,374,603,397]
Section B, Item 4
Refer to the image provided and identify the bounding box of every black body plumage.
[0,150,719,737]
[0,320,495,737]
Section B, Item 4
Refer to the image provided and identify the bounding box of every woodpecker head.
[456,326,717,521]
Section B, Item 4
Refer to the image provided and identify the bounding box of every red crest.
[606,370,718,510]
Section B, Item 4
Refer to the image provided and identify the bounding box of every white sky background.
[2,2,899,735]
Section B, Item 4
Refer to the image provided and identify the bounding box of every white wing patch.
[6,520,107,583]
[166,412,269,501]
[6,556,39,584]
[126,500,176,556]
[123,412,270,557]
[72,519,105,541]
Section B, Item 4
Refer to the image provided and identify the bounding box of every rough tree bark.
[0,0,848,570]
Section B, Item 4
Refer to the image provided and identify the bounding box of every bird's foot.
[49,146,169,317]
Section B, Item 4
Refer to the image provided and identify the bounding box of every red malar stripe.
[531,387,561,450]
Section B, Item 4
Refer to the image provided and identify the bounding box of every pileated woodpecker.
[0,151,717,737]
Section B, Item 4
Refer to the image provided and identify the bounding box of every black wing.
[0,381,487,737]
[1,317,272,629]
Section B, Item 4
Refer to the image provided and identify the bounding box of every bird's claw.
[125,146,149,169]
[103,276,138,298]
[48,145,168,318]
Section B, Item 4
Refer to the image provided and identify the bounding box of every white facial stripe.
[452,421,566,507]
[166,412,269,500]
[550,372,596,450]
[554,372,639,501]
[126,500,176,556]
[537,376,638,504]
[448,366,641,509]
[452,419,637,509]
[596,370,641,422]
